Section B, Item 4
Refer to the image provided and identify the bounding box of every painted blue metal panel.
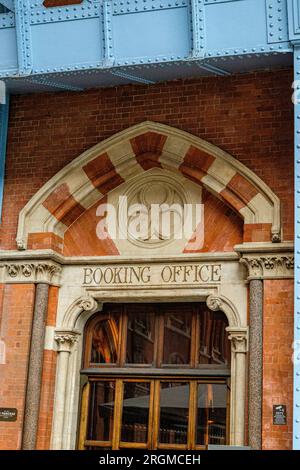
[0,27,18,70]
[287,0,300,41]
[204,0,267,51]
[294,45,300,451]
[0,94,9,222]
[112,7,191,63]
[31,18,103,71]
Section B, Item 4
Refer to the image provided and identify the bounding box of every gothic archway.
[17,121,281,251]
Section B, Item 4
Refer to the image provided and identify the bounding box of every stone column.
[227,327,248,447]
[22,283,50,450]
[248,279,263,450]
[51,331,79,450]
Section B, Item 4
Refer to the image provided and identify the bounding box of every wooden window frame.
[79,303,231,450]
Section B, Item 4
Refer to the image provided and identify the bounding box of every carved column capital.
[226,327,249,354]
[54,330,80,353]
[1,261,61,285]
[240,254,294,280]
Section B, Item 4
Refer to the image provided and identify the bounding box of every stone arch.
[17,121,281,250]
[61,291,241,334]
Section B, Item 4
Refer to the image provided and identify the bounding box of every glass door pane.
[196,383,228,446]
[162,309,192,365]
[158,382,189,445]
[120,382,151,444]
[125,307,156,365]
[89,314,120,365]
[87,381,115,442]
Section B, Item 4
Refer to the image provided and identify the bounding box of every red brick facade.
[262,280,294,450]
[0,68,294,450]
[0,68,293,250]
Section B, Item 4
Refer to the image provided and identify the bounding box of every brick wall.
[262,279,294,450]
[0,284,35,450]
[0,68,294,250]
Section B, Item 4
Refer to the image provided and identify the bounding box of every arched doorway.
[78,302,231,450]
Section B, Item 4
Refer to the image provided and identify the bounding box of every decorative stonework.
[54,330,80,353]
[16,122,281,250]
[240,254,294,280]
[0,262,61,284]
[206,294,240,328]
[77,295,98,313]
[116,170,199,250]
[226,327,249,354]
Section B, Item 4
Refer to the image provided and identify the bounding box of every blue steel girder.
[294,45,300,451]
[0,0,297,88]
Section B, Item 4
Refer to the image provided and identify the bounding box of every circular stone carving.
[118,171,190,249]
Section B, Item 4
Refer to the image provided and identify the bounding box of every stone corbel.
[206,294,240,328]
[0,261,61,285]
[61,295,100,330]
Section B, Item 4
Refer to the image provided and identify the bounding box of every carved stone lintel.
[226,327,248,354]
[2,262,61,284]
[54,330,80,353]
[240,254,294,280]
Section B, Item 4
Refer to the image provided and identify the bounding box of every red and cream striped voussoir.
[18,122,279,251]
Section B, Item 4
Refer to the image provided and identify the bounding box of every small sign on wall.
[273,405,287,425]
[0,408,17,422]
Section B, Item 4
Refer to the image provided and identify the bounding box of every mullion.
[156,306,164,367]
[119,307,128,367]
[191,307,199,368]
[188,381,197,450]
[112,379,123,450]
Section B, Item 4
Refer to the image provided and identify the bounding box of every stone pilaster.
[226,327,248,447]
[51,330,80,450]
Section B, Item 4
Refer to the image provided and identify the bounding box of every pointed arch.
[17,121,281,250]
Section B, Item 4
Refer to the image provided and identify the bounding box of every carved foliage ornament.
[3,262,61,283]
[54,331,79,353]
[241,255,294,279]
[227,330,248,354]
